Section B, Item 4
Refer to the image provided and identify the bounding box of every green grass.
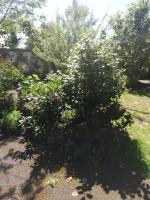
[121,90,150,176]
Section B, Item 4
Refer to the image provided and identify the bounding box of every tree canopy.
[0,0,46,48]
[28,0,98,68]
[110,0,150,85]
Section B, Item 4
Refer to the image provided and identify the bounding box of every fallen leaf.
[66,177,73,182]
[72,190,78,197]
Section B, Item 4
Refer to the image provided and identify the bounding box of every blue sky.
[41,0,135,21]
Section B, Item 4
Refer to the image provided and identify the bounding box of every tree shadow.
[68,160,150,200]
[0,187,16,200]
[0,129,21,147]
[5,149,64,200]
[21,156,51,198]
[126,108,150,115]
[0,161,14,173]
[0,135,18,147]
[64,132,150,199]
[7,128,150,200]
[128,87,150,97]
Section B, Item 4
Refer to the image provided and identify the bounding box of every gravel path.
[0,135,35,200]
[0,135,150,200]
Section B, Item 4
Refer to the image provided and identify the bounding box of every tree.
[110,0,150,86]
[61,0,97,46]
[29,0,98,69]
[32,22,69,68]
[0,0,46,48]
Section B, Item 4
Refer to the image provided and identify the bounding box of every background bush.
[0,61,23,133]
[0,110,21,133]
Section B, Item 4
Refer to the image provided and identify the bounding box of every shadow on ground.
[128,84,150,97]
[0,187,16,200]
[3,129,149,200]
[0,133,16,177]
[66,160,150,200]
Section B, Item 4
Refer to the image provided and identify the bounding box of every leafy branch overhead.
[0,0,46,48]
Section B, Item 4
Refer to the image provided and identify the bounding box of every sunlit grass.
[121,90,150,176]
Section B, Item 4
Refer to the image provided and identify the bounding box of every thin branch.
[0,0,16,25]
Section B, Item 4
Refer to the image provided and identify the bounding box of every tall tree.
[62,0,97,46]
[30,0,98,68]
[110,0,150,85]
[33,22,69,68]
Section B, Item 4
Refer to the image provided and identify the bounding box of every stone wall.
[0,48,54,77]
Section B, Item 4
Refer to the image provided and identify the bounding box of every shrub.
[18,35,131,160]
[18,74,66,154]
[0,61,24,93]
[64,35,126,126]
[0,110,21,133]
[0,61,24,109]
[61,35,132,159]
[0,61,24,133]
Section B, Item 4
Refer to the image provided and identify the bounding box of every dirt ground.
[0,134,150,200]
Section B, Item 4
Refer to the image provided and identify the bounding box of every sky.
[40,0,135,22]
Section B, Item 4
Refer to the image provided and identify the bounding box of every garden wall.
[0,48,53,77]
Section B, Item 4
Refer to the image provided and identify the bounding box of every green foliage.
[0,110,21,132]
[64,35,125,117]
[0,61,23,133]
[4,31,20,48]
[33,23,69,67]
[0,61,23,108]
[32,0,98,68]
[48,177,59,188]
[0,0,46,47]
[18,34,131,160]
[62,0,97,46]
[61,35,132,159]
[18,74,66,154]
[0,61,23,110]
[110,0,150,86]
[0,61,24,93]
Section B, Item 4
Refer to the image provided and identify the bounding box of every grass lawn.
[120,89,150,177]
